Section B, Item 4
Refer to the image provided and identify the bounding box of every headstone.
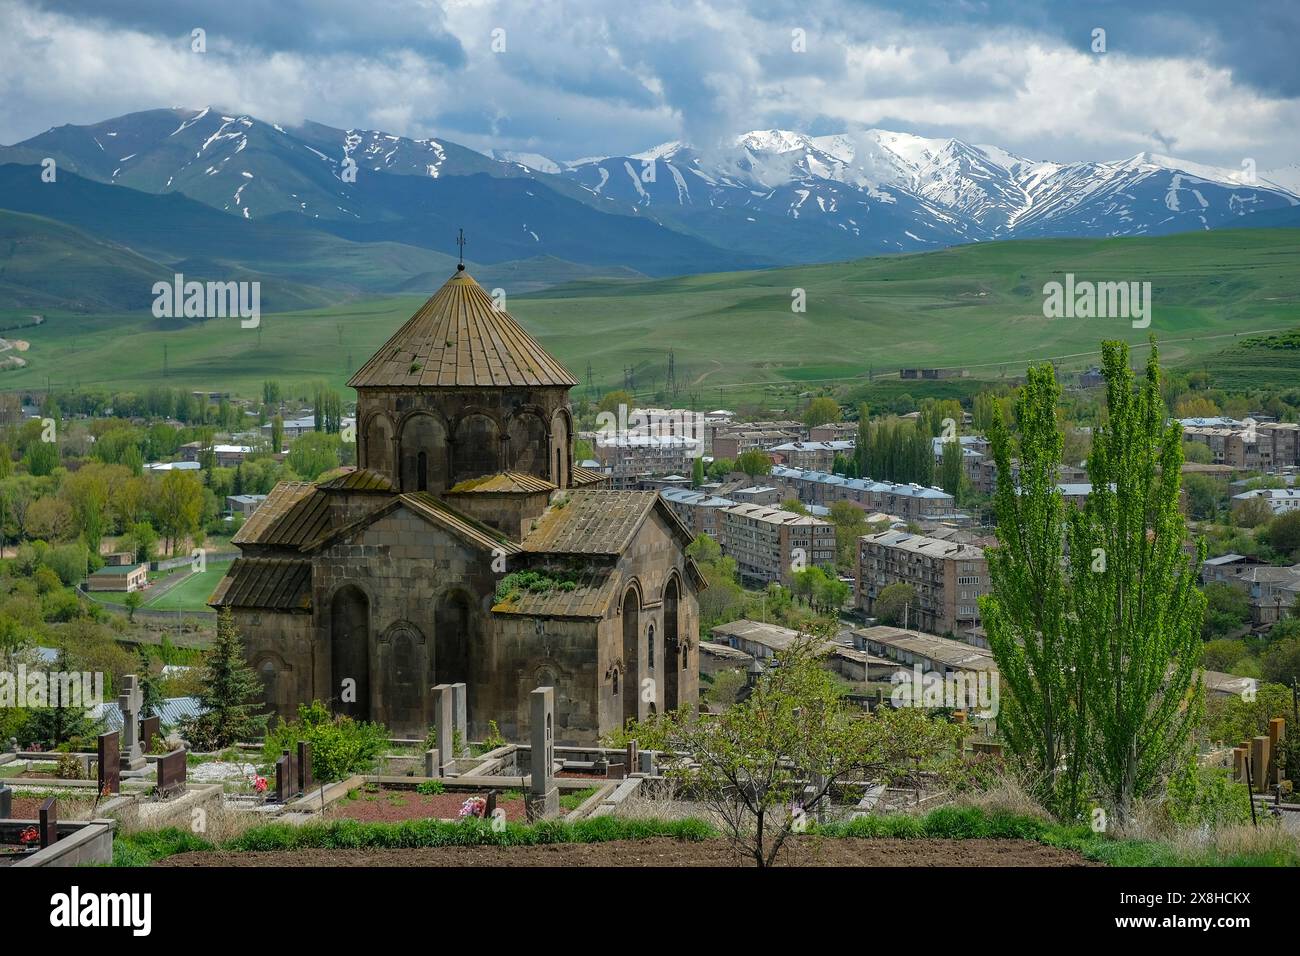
[1233,745,1248,784]
[486,790,497,817]
[140,715,162,753]
[528,686,558,820]
[1268,718,1285,785]
[39,797,57,848]
[97,731,121,795]
[118,674,146,770]
[606,761,626,781]
[450,682,469,756]
[282,749,299,798]
[274,754,291,803]
[432,684,454,776]
[156,749,187,797]
[297,740,313,793]
[0,784,11,818]
[638,750,655,775]
[1251,736,1270,793]
[424,748,439,778]
[625,739,638,775]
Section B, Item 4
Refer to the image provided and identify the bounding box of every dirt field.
[155,836,1098,867]
[325,789,528,823]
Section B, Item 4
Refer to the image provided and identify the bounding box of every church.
[211,265,703,744]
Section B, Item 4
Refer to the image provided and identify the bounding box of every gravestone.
[156,749,187,797]
[625,739,639,775]
[1251,736,1270,793]
[297,740,313,793]
[0,784,11,818]
[282,749,299,798]
[1269,718,1285,785]
[638,750,655,776]
[97,731,121,795]
[432,684,454,776]
[274,754,292,802]
[486,789,497,817]
[606,761,626,781]
[450,682,469,756]
[39,797,57,848]
[528,686,558,820]
[118,674,146,770]
[424,749,439,778]
[140,715,161,753]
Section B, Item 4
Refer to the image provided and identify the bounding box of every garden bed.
[153,836,1096,867]
[328,786,528,823]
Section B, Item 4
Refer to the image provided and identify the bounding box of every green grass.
[90,562,230,612]
[5,229,1297,403]
[111,804,1299,866]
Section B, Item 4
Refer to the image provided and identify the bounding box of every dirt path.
[155,836,1098,867]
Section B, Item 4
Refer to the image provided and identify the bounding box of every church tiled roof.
[347,269,579,389]
[492,568,619,619]
[317,467,396,492]
[522,489,693,555]
[232,482,331,548]
[570,466,610,487]
[210,557,312,611]
[447,472,556,495]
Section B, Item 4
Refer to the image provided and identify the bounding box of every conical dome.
[348,268,579,389]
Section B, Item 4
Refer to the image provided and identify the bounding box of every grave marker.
[97,730,121,795]
[118,674,146,770]
[298,740,313,793]
[625,739,638,776]
[432,684,454,776]
[451,682,469,756]
[274,754,292,802]
[140,715,161,753]
[528,686,558,820]
[39,797,57,848]
[157,749,187,797]
[424,748,439,778]
[0,784,11,818]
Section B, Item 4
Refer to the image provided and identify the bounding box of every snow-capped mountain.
[2,109,1295,273]
[560,128,1300,260]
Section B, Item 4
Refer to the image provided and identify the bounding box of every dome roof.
[348,268,579,389]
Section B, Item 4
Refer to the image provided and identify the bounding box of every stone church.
[211,266,702,745]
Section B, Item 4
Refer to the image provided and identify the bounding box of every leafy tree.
[781,497,808,515]
[828,500,865,569]
[1182,473,1224,520]
[124,591,143,622]
[939,437,964,497]
[24,496,74,540]
[1201,638,1249,671]
[706,458,734,480]
[1261,511,1300,561]
[263,700,388,781]
[735,449,772,479]
[1067,341,1205,823]
[153,469,205,556]
[180,609,267,749]
[271,415,285,453]
[617,635,963,866]
[287,432,341,481]
[873,581,916,626]
[1261,638,1300,687]
[802,396,842,429]
[597,390,634,415]
[1201,582,1251,638]
[691,456,705,488]
[980,361,1086,819]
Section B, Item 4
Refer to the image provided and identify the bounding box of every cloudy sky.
[1,0,1296,168]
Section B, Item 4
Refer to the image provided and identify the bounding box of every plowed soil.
[155,836,1098,867]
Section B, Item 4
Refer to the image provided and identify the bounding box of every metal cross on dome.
[456,228,466,268]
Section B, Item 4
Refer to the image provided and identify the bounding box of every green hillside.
[1,229,1296,399]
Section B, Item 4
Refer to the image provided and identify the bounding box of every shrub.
[263,700,388,781]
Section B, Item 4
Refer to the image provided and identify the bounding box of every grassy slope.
[1,229,1296,399]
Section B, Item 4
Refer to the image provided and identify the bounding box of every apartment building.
[591,433,702,489]
[768,465,955,522]
[856,530,989,635]
[658,487,736,539]
[768,439,855,471]
[1180,419,1300,471]
[708,420,804,458]
[719,502,837,586]
[1232,487,1300,517]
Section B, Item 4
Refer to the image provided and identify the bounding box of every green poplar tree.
[979,362,1087,818]
[1067,340,1205,823]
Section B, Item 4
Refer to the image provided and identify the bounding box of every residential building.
[658,487,736,539]
[718,503,836,586]
[856,530,989,635]
[851,625,997,675]
[767,439,855,471]
[1232,487,1300,517]
[769,464,955,522]
[87,563,148,592]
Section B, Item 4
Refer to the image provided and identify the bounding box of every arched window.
[647,623,655,670]
[417,451,428,491]
[612,668,620,696]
